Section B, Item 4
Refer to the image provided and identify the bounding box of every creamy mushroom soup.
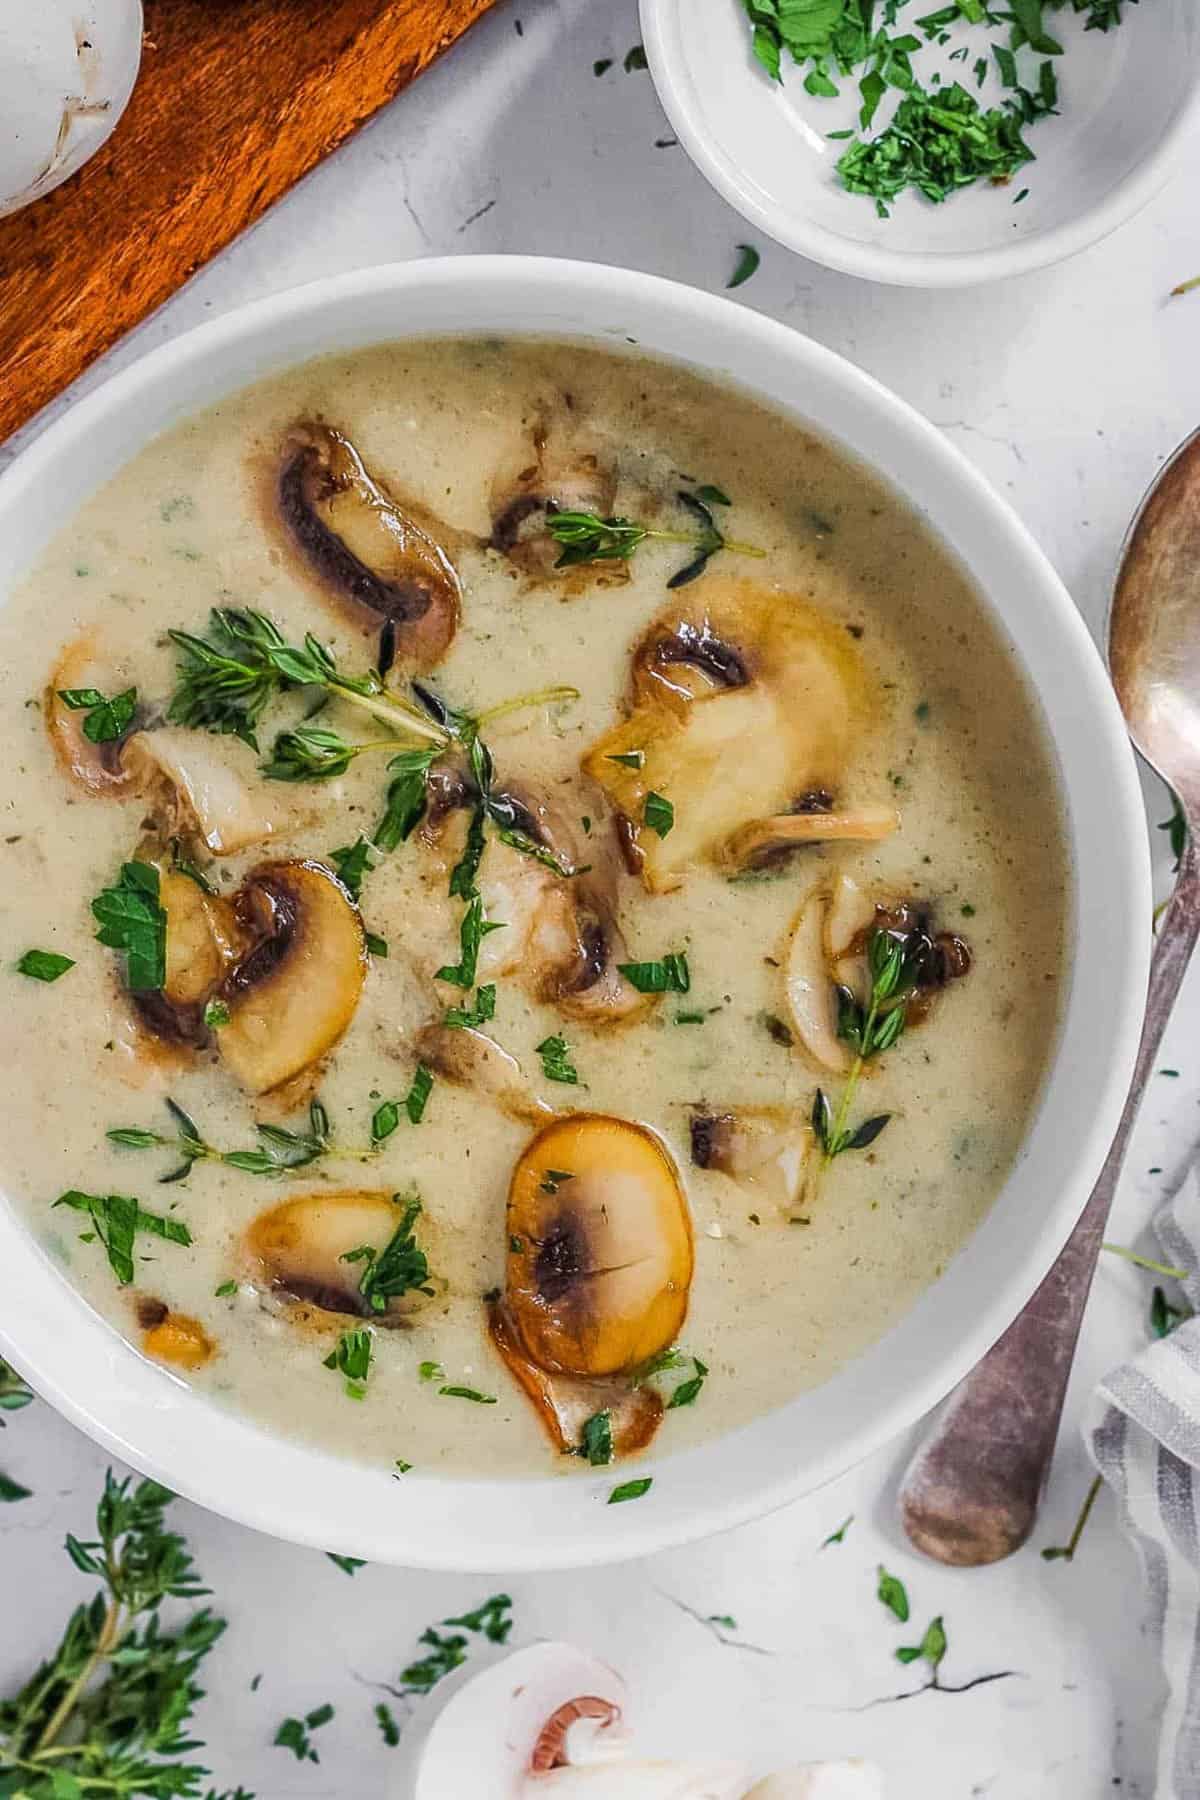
[0,340,1069,1477]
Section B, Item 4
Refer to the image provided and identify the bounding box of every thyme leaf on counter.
[54,1190,192,1286]
[15,949,75,983]
[877,1566,910,1623]
[0,1471,247,1800]
[274,1704,334,1763]
[896,1614,948,1672]
[545,488,764,589]
[56,684,137,744]
[727,244,761,288]
[107,1095,389,1182]
[92,861,167,993]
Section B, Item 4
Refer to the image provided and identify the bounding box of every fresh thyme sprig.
[545,487,764,589]
[811,925,921,1168]
[107,1094,409,1183]
[0,1472,247,1800]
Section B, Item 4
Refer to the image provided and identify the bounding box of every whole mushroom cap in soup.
[583,579,866,893]
[276,422,461,665]
[499,1115,693,1379]
[218,859,367,1094]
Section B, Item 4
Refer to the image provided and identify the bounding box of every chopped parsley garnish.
[376,1701,401,1746]
[608,749,645,769]
[326,1553,365,1575]
[442,1594,514,1641]
[418,1360,445,1383]
[53,1190,192,1286]
[643,791,675,838]
[1151,1285,1190,1339]
[624,42,647,70]
[536,1034,581,1085]
[728,243,760,288]
[274,1704,334,1763]
[580,1410,615,1465]
[666,1355,708,1409]
[56,684,137,744]
[323,1327,373,1399]
[339,1190,433,1314]
[403,1064,434,1123]
[202,998,229,1029]
[91,861,167,993]
[608,1477,653,1504]
[214,1280,237,1298]
[438,1385,497,1405]
[443,983,497,1030]
[617,950,690,994]
[837,83,1038,213]
[877,1565,910,1622]
[0,1358,33,1416]
[365,931,389,958]
[540,1168,574,1194]
[16,949,74,983]
[435,893,505,989]
[329,835,374,900]
[396,1595,513,1696]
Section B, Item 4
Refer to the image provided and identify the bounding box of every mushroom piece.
[785,873,972,1073]
[721,803,900,874]
[583,580,868,893]
[122,728,280,856]
[244,1190,432,1325]
[141,1312,215,1371]
[277,421,462,664]
[689,1107,813,1217]
[489,408,619,578]
[416,1022,556,1127]
[45,637,140,795]
[130,867,247,1049]
[218,860,367,1094]
[498,1115,693,1378]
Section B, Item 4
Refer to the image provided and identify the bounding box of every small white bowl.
[0,258,1149,1568]
[642,0,1200,287]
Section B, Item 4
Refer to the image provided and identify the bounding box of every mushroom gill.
[218,860,367,1095]
[490,1115,693,1457]
[785,872,972,1073]
[582,579,868,893]
[244,1189,433,1325]
[276,421,462,664]
[488,406,619,578]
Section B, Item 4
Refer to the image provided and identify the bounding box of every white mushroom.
[784,874,874,1074]
[689,1108,814,1217]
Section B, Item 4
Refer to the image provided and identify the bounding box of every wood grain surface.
[0,0,498,445]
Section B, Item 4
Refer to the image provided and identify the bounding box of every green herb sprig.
[545,487,764,589]
[0,1472,247,1800]
[107,1095,414,1184]
[810,924,920,1169]
[92,862,167,994]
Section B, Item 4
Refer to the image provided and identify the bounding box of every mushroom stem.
[476,685,581,729]
[324,678,450,747]
[724,806,900,867]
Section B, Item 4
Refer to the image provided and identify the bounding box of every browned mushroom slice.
[277,422,462,664]
[142,1311,216,1370]
[583,579,867,893]
[130,867,247,1047]
[500,1115,693,1378]
[722,803,900,873]
[244,1190,431,1324]
[45,638,141,795]
[490,1303,663,1457]
[527,881,650,1025]
[218,860,367,1094]
[690,1107,814,1216]
[416,1021,555,1126]
[488,409,619,577]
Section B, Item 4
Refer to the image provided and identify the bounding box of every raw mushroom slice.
[583,580,867,893]
[45,637,140,794]
[398,1642,631,1800]
[123,728,279,856]
[244,1190,432,1325]
[489,408,620,578]
[276,421,462,664]
[416,1021,556,1127]
[689,1107,813,1217]
[721,803,900,873]
[498,1115,693,1379]
[743,1768,885,1800]
[218,859,367,1094]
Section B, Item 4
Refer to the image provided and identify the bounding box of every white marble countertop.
[4,1,1200,1793]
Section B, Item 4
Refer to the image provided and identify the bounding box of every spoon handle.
[899,835,1200,1566]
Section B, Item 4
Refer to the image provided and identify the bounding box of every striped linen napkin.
[1088,1165,1200,1800]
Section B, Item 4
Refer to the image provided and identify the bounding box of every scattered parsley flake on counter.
[643,791,675,838]
[624,42,647,70]
[608,1477,653,1504]
[92,860,167,992]
[275,1704,335,1763]
[877,1565,910,1622]
[1161,1068,1180,1078]
[54,1190,191,1286]
[56,684,137,744]
[536,1033,581,1085]
[16,949,74,982]
[443,1594,513,1642]
[439,1385,498,1405]
[617,951,690,994]
[822,1513,854,1547]
[326,1553,366,1575]
[0,1471,31,1502]
[896,1614,948,1672]
[581,1410,615,1466]
[1151,1285,1190,1339]
[376,1701,402,1746]
[728,244,761,288]
[397,1596,512,1698]
[1172,274,1200,299]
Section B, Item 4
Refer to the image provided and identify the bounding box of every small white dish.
[0,257,1149,1569]
[642,0,1200,287]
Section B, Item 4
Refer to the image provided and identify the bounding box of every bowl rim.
[0,255,1150,1568]
[640,0,1200,289]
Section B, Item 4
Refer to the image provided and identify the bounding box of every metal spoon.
[898,427,1200,1567]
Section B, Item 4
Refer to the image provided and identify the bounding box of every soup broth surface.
[0,340,1069,1477]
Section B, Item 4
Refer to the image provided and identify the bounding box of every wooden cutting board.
[0,0,498,445]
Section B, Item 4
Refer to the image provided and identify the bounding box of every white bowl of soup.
[0,258,1148,1569]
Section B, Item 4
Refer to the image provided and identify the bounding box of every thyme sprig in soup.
[0,339,1067,1477]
